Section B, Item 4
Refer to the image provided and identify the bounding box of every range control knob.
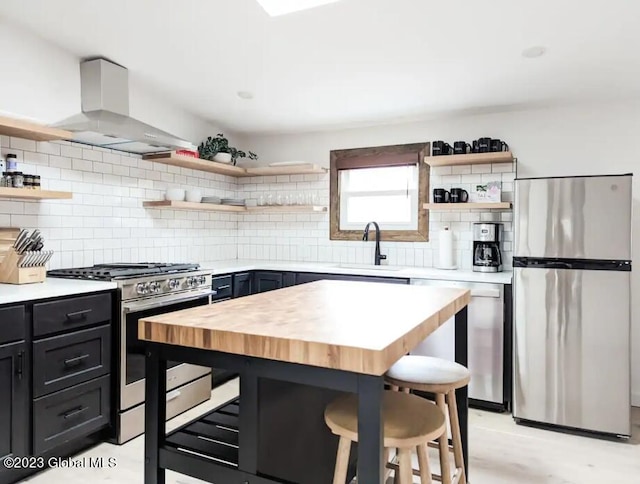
[136,282,149,295]
[148,281,161,293]
[198,275,207,285]
[186,276,197,288]
[167,279,180,290]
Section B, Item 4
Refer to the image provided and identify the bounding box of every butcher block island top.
[139,280,470,375]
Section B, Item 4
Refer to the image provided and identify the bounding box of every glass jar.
[24,174,34,189]
[2,172,13,187]
[12,172,24,188]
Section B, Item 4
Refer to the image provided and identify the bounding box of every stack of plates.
[202,196,222,204]
[221,198,246,206]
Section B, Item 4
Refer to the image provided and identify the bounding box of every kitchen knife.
[13,230,29,254]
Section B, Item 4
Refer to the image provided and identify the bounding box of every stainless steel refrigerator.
[513,174,632,436]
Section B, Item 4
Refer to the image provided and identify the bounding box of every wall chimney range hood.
[53,58,195,154]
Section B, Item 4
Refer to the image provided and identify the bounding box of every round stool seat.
[324,390,445,448]
[386,355,470,392]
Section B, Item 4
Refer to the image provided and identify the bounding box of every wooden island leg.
[145,345,167,484]
[357,374,384,484]
[454,306,469,479]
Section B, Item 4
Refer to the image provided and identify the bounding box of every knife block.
[0,248,46,284]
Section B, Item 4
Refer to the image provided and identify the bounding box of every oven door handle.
[123,291,216,313]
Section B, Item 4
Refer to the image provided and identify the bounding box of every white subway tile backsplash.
[451,165,471,175]
[236,161,514,269]
[471,163,492,174]
[82,149,103,162]
[0,138,239,269]
[0,137,514,271]
[36,141,61,156]
[10,137,36,152]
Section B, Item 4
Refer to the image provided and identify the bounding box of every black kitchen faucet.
[362,221,387,265]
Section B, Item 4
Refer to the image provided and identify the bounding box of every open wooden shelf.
[423,202,512,210]
[247,205,327,213]
[425,151,514,167]
[143,153,247,177]
[0,187,73,200]
[245,165,327,176]
[143,153,327,178]
[0,115,72,142]
[143,200,246,212]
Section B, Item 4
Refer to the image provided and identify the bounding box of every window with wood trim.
[330,142,430,241]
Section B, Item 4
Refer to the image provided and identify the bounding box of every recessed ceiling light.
[522,46,547,58]
[237,91,254,100]
[256,0,341,17]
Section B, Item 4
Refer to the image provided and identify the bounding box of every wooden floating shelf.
[143,153,247,177]
[425,151,514,167]
[0,115,72,142]
[423,202,512,210]
[245,165,327,176]
[143,153,327,178]
[0,187,73,200]
[142,200,246,212]
[246,205,328,213]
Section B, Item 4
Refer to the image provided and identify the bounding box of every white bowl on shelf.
[165,188,186,201]
[185,189,202,203]
[213,153,232,163]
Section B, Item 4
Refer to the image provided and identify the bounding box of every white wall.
[0,19,229,145]
[245,100,640,406]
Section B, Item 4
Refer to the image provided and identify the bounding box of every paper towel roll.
[438,227,455,269]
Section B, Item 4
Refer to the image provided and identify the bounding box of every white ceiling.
[1,0,639,134]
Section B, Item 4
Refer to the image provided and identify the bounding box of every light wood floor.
[21,379,640,484]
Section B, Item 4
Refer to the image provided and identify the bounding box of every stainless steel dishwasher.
[410,278,509,411]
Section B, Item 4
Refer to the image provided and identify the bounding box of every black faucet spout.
[362,221,386,265]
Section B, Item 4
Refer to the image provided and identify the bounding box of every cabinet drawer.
[211,275,232,300]
[0,306,25,345]
[33,325,111,398]
[33,293,112,337]
[33,375,110,455]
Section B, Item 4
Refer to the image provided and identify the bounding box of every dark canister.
[490,139,509,152]
[453,141,471,155]
[476,138,492,153]
[450,188,469,203]
[433,188,450,203]
[432,141,452,156]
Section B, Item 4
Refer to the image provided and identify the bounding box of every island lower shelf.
[162,380,355,484]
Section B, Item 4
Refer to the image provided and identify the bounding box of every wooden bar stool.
[386,355,470,484]
[324,390,446,484]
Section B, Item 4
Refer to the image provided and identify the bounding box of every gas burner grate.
[48,263,201,281]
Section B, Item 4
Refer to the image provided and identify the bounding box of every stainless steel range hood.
[53,58,195,154]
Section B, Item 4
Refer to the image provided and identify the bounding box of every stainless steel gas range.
[48,263,214,443]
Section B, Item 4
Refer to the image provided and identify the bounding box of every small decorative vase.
[213,152,232,163]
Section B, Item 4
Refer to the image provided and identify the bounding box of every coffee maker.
[473,223,503,272]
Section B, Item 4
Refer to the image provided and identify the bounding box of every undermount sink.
[335,264,403,271]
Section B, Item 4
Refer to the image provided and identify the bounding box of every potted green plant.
[198,134,258,165]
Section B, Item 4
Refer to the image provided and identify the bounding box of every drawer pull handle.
[16,351,24,380]
[166,390,181,402]
[66,309,92,321]
[64,354,90,368]
[216,284,231,290]
[61,406,87,419]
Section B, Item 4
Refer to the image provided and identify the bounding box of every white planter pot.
[213,152,232,163]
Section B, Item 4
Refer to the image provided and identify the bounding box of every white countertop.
[202,260,513,284]
[0,278,117,306]
[0,261,510,306]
